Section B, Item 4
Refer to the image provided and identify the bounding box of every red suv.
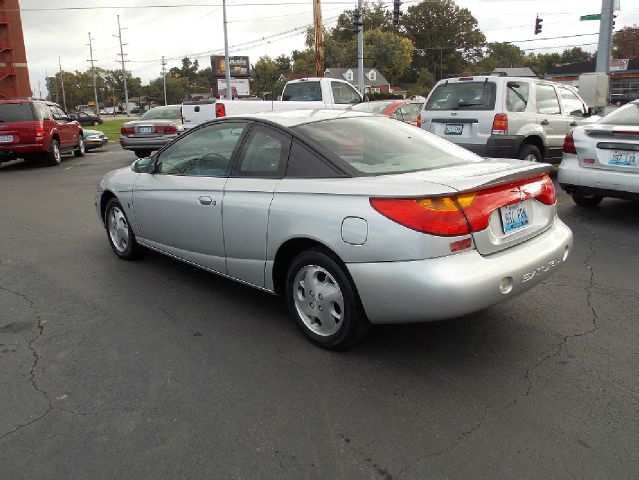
[0,99,85,166]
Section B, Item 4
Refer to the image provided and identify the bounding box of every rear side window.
[424,81,496,111]
[286,139,342,178]
[235,125,290,178]
[34,103,52,120]
[558,87,586,116]
[0,103,34,122]
[506,82,529,112]
[282,82,322,101]
[536,85,561,115]
[331,82,361,104]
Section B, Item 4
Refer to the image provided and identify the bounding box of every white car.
[558,100,639,206]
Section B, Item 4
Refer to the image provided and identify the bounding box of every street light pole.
[88,32,100,117]
[161,55,168,105]
[596,0,615,74]
[222,0,232,100]
[116,15,130,116]
[58,56,67,111]
[357,0,364,96]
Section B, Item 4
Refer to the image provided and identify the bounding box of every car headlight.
[87,135,101,140]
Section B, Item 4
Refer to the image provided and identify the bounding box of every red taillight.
[34,121,45,137]
[491,113,508,135]
[459,77,474,81]
[562,130,577,154]
[155,124,177,134]
[216,103,226,118]
[416,112,422,129]
[121,126,134,135]
[370,174,556,236]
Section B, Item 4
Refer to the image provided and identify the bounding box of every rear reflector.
[563,130,577,154]
[583,158,595,165]
[491,113,508,135]
[449,237,473,253]
[370,174,556,237]
[416,112,422,129]
[216,103,226,118]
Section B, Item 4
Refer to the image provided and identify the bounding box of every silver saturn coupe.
[96,109,573,349]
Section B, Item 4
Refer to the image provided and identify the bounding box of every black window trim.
[229,122,292,179]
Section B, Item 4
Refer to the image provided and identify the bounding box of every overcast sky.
[19,0,639,97]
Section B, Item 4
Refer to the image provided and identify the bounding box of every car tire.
[134,149,152,158]
[285,248,370,350]
[74,138,86,157]
[518,144,542,162]
[45,139,62,166]
[104,198,146,260]
[571,192,603,207]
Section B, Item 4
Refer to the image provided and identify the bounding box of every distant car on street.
[349,99,424,126]
[119,104,183,158]
[96,109,572,349]
[68,111,103,126]
[558,99,639,206]
[83,129,108,151]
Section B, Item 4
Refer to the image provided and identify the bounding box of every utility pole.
[596,0,615,74]
[161,55,168,105]
[313,0,324,77]
[115,15,130,115]
[222,0,232,100]
[58,56,67,111]
[87,32,100,117]
[37,79,41,99]
[357,0,364,95]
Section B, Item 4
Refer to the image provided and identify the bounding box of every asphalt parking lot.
[1,144,638,479]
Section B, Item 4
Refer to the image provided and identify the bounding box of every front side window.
[506,82,529,112]
[282,82,322,101]
[536,84,561,115]
[234,125,290,177]
[156,122,248,176]
[558,87,586,116]
[331,82,361,104]
[425,81,497,111]
[295,116,482,175]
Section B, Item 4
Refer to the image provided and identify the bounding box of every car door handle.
[540,119,550,126]
[198,196,215,206]
[570,121,578,126]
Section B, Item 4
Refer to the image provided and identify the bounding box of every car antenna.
[483,77,488,85]
[444,80,448,87]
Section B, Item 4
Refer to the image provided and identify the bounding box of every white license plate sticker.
[500,202,529,234]
[608,150,638,167]
[0,135,13,143]
[444,124,463,135]
[137,126,153,134]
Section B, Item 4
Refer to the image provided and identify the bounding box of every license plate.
[500,202,529,234]
[444,124,463,135]
[608,150,638,167]
[137,126,153,134]
[0,135,13,143]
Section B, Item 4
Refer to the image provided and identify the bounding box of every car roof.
[227,109,377,127]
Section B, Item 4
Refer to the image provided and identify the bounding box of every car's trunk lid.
[580,123,639,172]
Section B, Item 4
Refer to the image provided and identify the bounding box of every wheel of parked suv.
[518,144,542,162]
[571,193,603,207]
[104,198,146,260]
[45,139,62,166]
[74,138,86,157]
[285,248,370,349]
[134,149,152,158]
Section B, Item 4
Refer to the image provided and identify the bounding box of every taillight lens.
[216,103,226,118]
[121,126,134,135]
[155,124,177,134]
[370,174,556,236]
[562,130,577,154]
[34,121,45,137]
[492,113,508,135]
[416,112,422,129]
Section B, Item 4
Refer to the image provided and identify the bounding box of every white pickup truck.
[181,77,363,130]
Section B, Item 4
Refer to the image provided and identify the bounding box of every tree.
[274,54,292,73]
[613,25,639,58]
[402,0,486,81]
[475,42,525,73]
[363,29,413,84]
[291,49,316,73]
[251,56,287,99]
[332,0,393,43]
[408,68,435,97]
[559,47,592,64]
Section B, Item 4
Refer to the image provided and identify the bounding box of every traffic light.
[393,0,402,27]
[534,16,543,35]
[353,10,362,32]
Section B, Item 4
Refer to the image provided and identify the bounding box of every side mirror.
[364,95,370,103]
[586,106,599,117]
[131,156,155,173]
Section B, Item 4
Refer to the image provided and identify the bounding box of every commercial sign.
[216,78,250,97]
[211,56,250,78]
[610,59,629,72]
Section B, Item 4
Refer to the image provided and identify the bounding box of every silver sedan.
[119,105,184,158]
[559,100,639,206]
[96,110,573,349]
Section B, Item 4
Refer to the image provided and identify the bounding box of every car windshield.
[425,81,497,111]
[140,105,181,120]
[598,102,639,126]
[0,103,34,122]
[294,116,482,175]
[350,101,396,114]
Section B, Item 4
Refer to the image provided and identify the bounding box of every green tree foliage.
[250,56,283,98]
[332,0,393,43]
[408,67,435,97]
[613,25,639,58]
[363,29,413,84]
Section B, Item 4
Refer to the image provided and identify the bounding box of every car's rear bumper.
[558,153,639,199]
[120,134,177,151]
[456,135,525,159]
[0,141,47,161]
[347,218,573,324]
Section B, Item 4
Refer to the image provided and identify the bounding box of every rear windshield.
[425,81,496,111]
[282,82,322,101]
[294,116,482,176]
[350,101,395,114]
[140,105,181,120]
[599,102,639,126]
[0,103,34,122]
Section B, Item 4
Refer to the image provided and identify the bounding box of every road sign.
[580,14,601,21]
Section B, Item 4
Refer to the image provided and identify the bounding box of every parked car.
[558,99,639,206]
[68,111,103,126]
[96,110,572,349]
[83,129,108,151]
[350,99,424,126]
[420,75,598,163]
[0,99,84,166]
[119,104,183,158]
